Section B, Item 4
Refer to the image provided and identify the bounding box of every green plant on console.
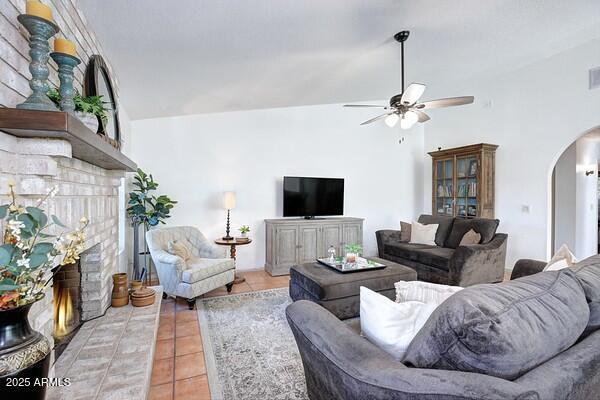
[126,168,177,280]
[344,243,362,255]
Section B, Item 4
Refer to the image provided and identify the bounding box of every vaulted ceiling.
[79,0,600,120]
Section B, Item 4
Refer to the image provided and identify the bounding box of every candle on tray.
[54,38,76,56]
[26,0,53,21]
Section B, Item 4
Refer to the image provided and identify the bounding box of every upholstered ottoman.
[289,257,417,320]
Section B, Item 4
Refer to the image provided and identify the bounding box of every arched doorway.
[550,127,600,259]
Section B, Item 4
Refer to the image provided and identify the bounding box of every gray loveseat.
[376,214,507,286]
[286,254,600,400]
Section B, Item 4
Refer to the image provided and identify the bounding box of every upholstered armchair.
[146,226,235,309]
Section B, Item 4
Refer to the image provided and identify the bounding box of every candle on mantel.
[54,38,76,56]
[25,0,53,21]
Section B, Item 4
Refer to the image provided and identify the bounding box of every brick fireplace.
[0,131,129,356]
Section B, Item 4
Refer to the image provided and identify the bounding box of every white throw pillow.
[544,244,577,271]
[360,286,437,361]
[409,222,438,246]
[395,281,463,306]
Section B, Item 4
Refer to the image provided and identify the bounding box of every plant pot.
[0,302,51,399]
[240,232,248,238]
[111,273,129,307]
[75,111,99,133]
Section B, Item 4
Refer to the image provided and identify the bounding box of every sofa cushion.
[181,257,234,284]
[418,214,454,247]
[573,255,600,334]
[404,269,590,380]
[445,217,499,249]
[384,243,454,271]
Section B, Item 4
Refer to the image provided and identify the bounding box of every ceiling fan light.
[404,110,419,124]
[400,113,417,130]
[385,113,399,127]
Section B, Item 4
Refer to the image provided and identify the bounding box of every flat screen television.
[283,176,344,218]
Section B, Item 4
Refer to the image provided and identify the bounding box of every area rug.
[196,288,308,400]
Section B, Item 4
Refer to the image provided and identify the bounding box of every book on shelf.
[437,184,453,197]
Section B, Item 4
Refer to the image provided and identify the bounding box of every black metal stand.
[222,209,233,240]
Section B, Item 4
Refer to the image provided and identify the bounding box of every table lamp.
[222,191,236,240]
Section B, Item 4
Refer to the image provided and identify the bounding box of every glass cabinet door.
[435,159,454,216]
[456,156,478,218]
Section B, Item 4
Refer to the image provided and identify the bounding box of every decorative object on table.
[84,55,121,149]
[47,88,108,133]
[130,286,155,307]
[317,256,386,273]
[327,245,336,263]
[344,243,362,263]
[343,30,473,129]
[16,5,60,111]
[222,191,236,240]
[214,237,252,284]
[50,39,80,113]
[127,168,177,283]
[111,273,129,307]
[238,225,250,239]
[0,182,87,399]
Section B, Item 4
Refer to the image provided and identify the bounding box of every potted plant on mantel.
[127,169,177,283]
[47,88,109,133]
[0,183,87,398]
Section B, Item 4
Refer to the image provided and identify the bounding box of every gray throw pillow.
[403,269,589,380]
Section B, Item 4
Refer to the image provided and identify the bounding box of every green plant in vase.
[47,88,109,133]
[344,243,362,263]
[127,168,177,280]
[239,225,250,238]
[0,182,88,393]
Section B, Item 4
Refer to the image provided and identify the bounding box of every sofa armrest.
[510,259,546,280]
[449,233,508,286]
[286,300,536,400]
[375,229,402,257]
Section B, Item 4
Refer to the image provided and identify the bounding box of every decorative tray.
[316,257,386,273]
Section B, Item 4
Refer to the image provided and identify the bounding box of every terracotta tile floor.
[148,269,290,400]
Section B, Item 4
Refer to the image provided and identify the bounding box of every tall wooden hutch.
[429,143,498,219]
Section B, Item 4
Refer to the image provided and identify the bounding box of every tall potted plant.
[0,183,87,398]
[127,169,176,281]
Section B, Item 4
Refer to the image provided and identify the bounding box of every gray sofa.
[376,214,507,286]
[286,254,600,400]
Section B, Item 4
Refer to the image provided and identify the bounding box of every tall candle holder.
[16,14,60,111]
[50,52,80,113]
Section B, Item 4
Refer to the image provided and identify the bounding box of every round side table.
[214,238,252,284]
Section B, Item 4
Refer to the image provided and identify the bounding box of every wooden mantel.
[0,108,136,172]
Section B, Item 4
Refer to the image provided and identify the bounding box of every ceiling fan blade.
[400,83,426,106]
[413,110,430,123]
[360,112,395,125]
[416,96,474,109]
[343,104,387,108]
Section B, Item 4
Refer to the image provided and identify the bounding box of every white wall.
[553,142,576,253]
[423,39,600,268]
[130,103,424,270]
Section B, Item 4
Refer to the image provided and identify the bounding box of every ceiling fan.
[344,30,474,129]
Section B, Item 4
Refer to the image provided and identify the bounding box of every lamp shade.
[223,191,236,210]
